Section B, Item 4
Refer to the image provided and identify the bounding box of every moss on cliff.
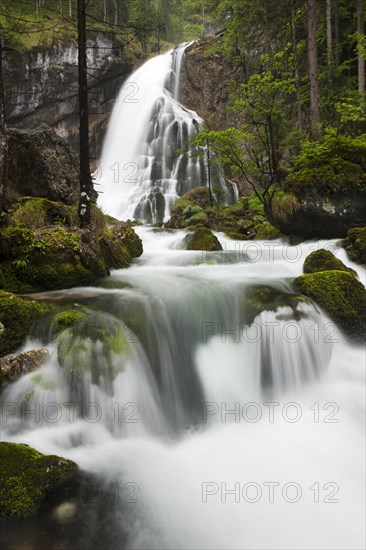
[0,442,77,518]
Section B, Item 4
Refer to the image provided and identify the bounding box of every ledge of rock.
[0,349,49,386]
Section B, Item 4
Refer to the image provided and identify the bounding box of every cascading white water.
[97,44,236,223]
[1,230,365,549]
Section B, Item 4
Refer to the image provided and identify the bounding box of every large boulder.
[0,217,143,294]
[0,442,77,519]
[265,190,366,239]
[0,290,50,357]
[4,129,79,208]
[294,271,366,341]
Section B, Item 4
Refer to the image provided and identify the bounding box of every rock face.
[0,348,49,385]
[180,38,243,132]
[266,190,366,239]
[4,35,141,159]
[4,129,79,208]
[0,442,77,518]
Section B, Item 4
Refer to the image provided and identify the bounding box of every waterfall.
[97,44,236,224]
[1,230,365,549]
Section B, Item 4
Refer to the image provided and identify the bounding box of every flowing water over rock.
[97,44,237,223]
[1,230,365,549]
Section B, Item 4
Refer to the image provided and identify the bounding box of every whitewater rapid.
[1,229,365,549]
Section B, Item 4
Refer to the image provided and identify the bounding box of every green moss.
[344,227,366,265]
[255,222,282,240]
[304,249,356,275]
[0,290,50,357]
[51,309,87,336]
[293,270,366,341]
[57,312,130,392]
[271,192,301,225]
[244,285,310,325]
[184,227,222,251]
[0,442,77,518]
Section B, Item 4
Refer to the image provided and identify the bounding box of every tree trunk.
[307,0,321,140]
[0,26,8,212]
[104,0,108,23]
[290,0,303,131]
[77,0,93,227]
[357,0,365,93]
[334,0,340,66]
[326,0,332,67]
[69,0,72,19]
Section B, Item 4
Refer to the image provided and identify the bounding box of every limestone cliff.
[4,36,145,161]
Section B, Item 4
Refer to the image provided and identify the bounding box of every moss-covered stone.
[303,249,356,275]
[293,271,366,341]
[184,227,222,251]
[0,214,143,293]
[9,198,71,230]
[57,311,130,394]
[344,227,366,265]
[0,442,77,518]
[255,222,282,240]
[244,285,309,325]
[0,290,50,357]
[51,309,87,336]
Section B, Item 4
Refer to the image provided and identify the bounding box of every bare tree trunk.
[69,0,73,19]
[35,0,39,17]
[77,0,93,227]
[113,0,118,31]
[357,0,365,93]
[334,0,340,66]
[326,0,332,67]
[0,26,7,211]
[291,0,303,131]
[307,0,321,140]
[104,0,108,23]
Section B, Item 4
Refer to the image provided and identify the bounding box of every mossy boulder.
[51,309,87,336]
[9,197,71,230]
[255,222,282,240]
[244,285,309,325]
[0,290,50,357]
[303,249,356,275]
[343,227,366,265]
[57,311,130,395]
[294,271,366,341]
[0,442,77,519]
[0,216,143,293]
[184,227,222,251]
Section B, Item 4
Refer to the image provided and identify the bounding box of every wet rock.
[0,442,77,519]
[303,249,356,276]
[0,348,49,386]
[5,129,79,208]
[294,271,366,342]
[343,227,366,265]
[184,227,222,251]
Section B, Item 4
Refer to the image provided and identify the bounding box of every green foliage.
[287,131,366,196]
